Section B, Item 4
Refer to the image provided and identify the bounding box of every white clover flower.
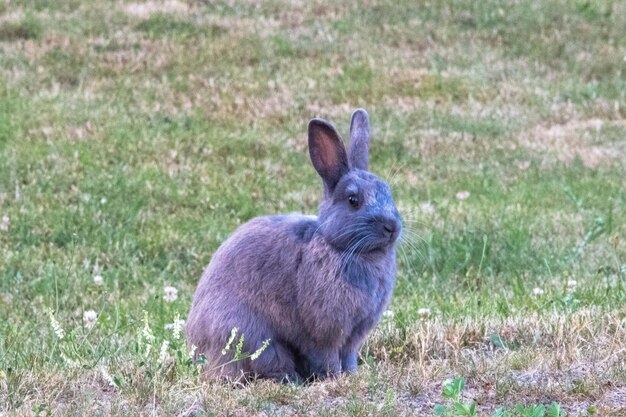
[163,286,178,302]
[420,202,435,215]
[93,275,104,286]
[83,310,98,329]
[567,279,577,292]
[0,215,9,232]
[417,308,432,319]
[532,287,545,296]
[382,310,394,318]
[455,191,470,200]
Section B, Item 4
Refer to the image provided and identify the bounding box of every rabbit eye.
[348,195,359,207]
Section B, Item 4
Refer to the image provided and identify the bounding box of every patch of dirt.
[602,387,626,408]
[124,0,190,18]
[0,9,24,23]
[91,36,170,75]
[519,119,626,168]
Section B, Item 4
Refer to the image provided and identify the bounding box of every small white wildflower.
[0,215,9,231]
[567,279,577,292]
[172,316,185,341]
[141,311,155,344]
[188,344,197,360]
[100,197,107,205]
[158,340,170,364]
[532,287,545,296]
[60,352,80,369]
[163,286,178,302]
[420,202,435,215]
[517,160,531,170]
[417,308,431,319]
[83,310,98,329]
[222,327,238,355]
[250,339,271,361]
[164,316,186,339]
[382,310,394,318]
[99,366,118,387]
[455,191,470,200]
[1,293,13,304]
[93,275,104,286]
[47,309,65,340]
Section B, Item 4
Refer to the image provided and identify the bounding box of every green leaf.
[533,404,546,417]
[546,403,562,417]
[194,354,208,365]
[442,377,465,400]
[469,402,477,416]
[453,402,477,417]
[489,333,508,349]
[113,376,124,387]
[433,404,447,416]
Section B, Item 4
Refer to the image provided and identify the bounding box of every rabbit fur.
[186,109,402,382]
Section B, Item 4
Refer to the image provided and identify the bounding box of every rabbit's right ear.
[308,118,349,193]
[349,108,370,171]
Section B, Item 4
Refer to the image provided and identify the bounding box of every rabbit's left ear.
[309,118,350,193]
[349,108,370,171]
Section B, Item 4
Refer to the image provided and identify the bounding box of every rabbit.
[186,109,402,382]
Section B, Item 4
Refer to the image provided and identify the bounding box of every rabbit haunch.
[186,109,402,381]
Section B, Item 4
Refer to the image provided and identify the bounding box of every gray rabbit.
[186,109,402,381]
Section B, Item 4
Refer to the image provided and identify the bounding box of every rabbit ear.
[349,108,370,171]
[308,118,350,192]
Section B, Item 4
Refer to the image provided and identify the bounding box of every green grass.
[0,13,42,41]
[1,0,625,415]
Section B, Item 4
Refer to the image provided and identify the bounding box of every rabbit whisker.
[338,235,370,278]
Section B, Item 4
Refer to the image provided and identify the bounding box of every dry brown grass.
[4,308,625,416]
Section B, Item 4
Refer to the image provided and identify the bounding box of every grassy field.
[1,0,625,415]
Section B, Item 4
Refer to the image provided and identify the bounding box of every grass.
[0,0,625,415]
[0,13,42,41]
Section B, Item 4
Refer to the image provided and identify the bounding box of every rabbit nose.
[382,217,398,235]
